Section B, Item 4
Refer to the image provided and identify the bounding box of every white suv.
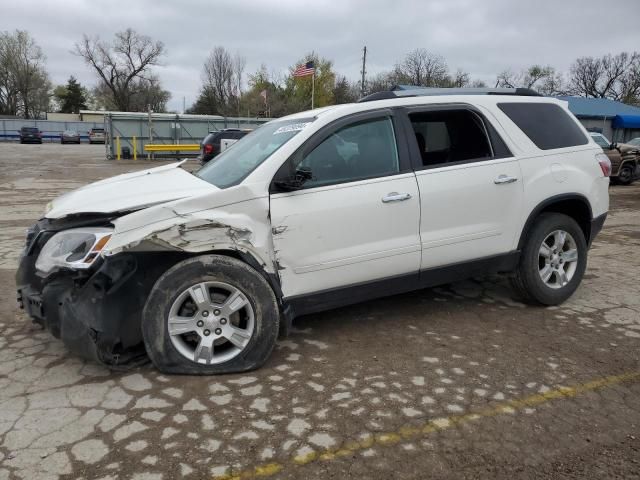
[17,88,610,374]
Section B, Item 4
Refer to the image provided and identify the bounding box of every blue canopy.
[612,114,640,129]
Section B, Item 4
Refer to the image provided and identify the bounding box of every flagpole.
[311,70,315,110]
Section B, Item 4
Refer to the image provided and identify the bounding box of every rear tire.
[142,255,280,375]
[510,213,587,305]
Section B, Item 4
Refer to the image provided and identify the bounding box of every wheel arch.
[613,158,638,176]
[517,194,593,251]
[133,248,290,336]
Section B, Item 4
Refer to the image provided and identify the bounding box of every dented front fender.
[104,196,277,275]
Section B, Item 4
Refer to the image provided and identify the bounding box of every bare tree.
[75,28,166,111]
[569,52,640,104]
[449,69,470,88]
[496,65,565,95]
[232,52,246,116]
[201,46,236,115]
[0,30,51,118]
[395,49,448,87]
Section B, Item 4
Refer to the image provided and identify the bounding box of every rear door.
[401,105,524,269]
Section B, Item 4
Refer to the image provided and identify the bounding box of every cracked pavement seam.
[214,370,640,480]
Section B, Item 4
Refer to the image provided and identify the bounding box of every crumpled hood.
[45,161,217,219]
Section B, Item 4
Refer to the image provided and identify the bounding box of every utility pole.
[360,46,367,98]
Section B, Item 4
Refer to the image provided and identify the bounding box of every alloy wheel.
[538,230,579,289]
[167,281,255,364]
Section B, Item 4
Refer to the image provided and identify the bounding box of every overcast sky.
[2,0,640,112]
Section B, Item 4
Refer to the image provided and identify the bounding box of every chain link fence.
[0,118,104,142]
[106,114,272,159]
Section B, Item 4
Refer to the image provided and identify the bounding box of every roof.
[361,86,540,102]
[291,94,571,127]
[556,96,640,119]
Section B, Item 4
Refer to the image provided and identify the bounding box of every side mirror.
[273,167,313,192]
[610,143,617,150]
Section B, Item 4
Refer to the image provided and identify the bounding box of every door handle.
[382,192,412,203]
[494,175,518,185]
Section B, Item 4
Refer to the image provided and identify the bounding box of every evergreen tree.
[54,76,88,113]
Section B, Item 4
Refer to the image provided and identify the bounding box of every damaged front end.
[16,215,177,368]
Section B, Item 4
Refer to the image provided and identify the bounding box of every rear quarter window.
[498,102,588,150]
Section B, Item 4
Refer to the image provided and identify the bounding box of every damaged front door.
[269,114,421,300]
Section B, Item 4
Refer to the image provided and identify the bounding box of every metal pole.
[133,135,137,160]
[147,107,153,161]
[116,136,121,160]
[360,46,367,98]
[311,71,315,110]
[107,114,113,159]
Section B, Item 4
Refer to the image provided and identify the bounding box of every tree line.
[1,28,639,119]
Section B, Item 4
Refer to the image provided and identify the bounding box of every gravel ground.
[0,143,638,480]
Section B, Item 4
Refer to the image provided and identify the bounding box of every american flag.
[293,61,315,77]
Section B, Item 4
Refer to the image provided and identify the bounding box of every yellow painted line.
[211,371,640,480]
[143,143,200,152]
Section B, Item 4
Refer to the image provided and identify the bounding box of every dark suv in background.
[19,127,42,144]
[200,128,250,163]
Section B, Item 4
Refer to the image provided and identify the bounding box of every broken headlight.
[35,227,113,274]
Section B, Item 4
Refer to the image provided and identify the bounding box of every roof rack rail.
[358,86,542,103]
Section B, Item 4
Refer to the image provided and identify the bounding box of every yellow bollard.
[133,136,137,160]
[116,136,121,160]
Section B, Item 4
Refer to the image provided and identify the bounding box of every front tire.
[510,213,587,305]
[142,255,280,375]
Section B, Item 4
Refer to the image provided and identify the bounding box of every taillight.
[596,152,611,177]
[203,144,214,154]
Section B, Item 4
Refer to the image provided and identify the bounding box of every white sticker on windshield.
[273,122,310,135]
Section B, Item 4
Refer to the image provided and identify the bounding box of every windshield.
[590,133,610,148]
[196,118,314,188]
[628,138,640,146]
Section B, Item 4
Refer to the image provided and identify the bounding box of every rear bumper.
[589,212,607,247]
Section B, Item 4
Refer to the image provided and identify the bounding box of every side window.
[409,110,493,168]
[296,117,399,188]
[498,102,588,150]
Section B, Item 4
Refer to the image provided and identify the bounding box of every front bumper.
[15,219,173,367]
[17,252,150,366]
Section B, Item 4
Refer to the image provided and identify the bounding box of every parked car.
[61,130,81,144]
[89,128,106,144]
[19,126,42,144]
[589,132,639,185]
[200,129,250,163]
[17,88,610,374]
[588,132,611,150]
[626,137,640,147]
